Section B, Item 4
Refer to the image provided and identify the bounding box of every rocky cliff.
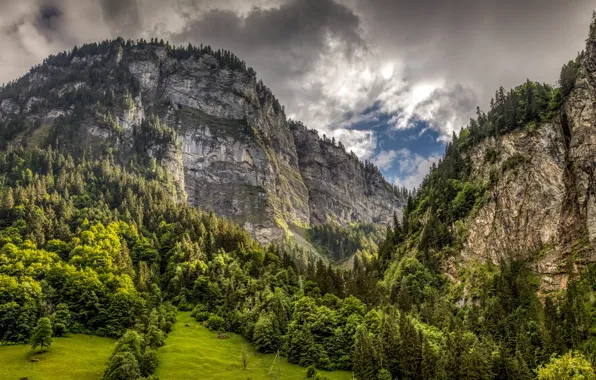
[0,40,404,243]
[453,30,596,290]
[291,122,402,226]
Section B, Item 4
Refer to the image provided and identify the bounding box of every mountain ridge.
[0,38,407,245]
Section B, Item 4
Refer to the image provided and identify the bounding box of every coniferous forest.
[2,11,596,380]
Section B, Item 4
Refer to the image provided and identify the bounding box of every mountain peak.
[0,38,406,243]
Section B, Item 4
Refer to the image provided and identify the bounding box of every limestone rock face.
[459,34,596,289]
[292,123,403,226]
[0,42,404,243]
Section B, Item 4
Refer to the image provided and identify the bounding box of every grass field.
[0,334,115,380]
[156,312,353,380]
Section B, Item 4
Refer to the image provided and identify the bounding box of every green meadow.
[0,334,115,380]
[155,312,353,380]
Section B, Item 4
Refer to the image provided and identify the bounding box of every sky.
[0,0,594,189]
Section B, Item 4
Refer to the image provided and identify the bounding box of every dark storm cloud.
[98,0,140,35]
[36,3,63,32]
[172,0,363,77]
[353,0,595,101]
[0,0,595,167]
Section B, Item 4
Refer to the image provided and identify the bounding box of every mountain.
[382,15,596,294]
[0,40,405,245]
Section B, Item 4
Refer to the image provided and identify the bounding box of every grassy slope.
[156,312,353,380]
[0,334,115,380]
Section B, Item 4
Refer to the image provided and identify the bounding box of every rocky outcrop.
[292,123,403,226]
[0,41,404,244]
[459,33,596,290]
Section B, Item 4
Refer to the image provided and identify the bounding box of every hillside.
[387,18,596,293]
[0,40,405,245]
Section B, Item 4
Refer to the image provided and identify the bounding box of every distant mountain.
[0,39,406,245]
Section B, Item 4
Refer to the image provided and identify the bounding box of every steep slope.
[292,122,403,226]
[0,40,404,244]
[390,20,596,292]
[460,31,596,290]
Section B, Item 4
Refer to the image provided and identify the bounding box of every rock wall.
[292,123,403,226]
[0,42,404,243]
[459,38,596,289]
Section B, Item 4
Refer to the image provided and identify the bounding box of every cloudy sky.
[1,0,594,188]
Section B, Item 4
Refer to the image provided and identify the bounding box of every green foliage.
[560,58,581,98]
[52,303,71,337]
[1,23,596,380]
[253,312,281,353]
[140,348,159,377]
[535,352,596,380]
[484,148,498,164]
[31,317,53,352]
[103,351,141,380]
[502,154,526,173]
[308,222,385,262]
[377,369,392,380]
[205,315,226,332]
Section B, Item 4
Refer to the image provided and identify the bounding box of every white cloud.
[371,150,398,171]
[391,148,442,190]
[328,128,377,158]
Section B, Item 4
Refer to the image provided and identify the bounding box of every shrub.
[140,348,159,377]
[31,317,53,352]
[103,351,141,380]
[205,315,226,332]
[560,58,581,98]
[378,369,392,380]
[484,148,498,164]
[535,351,596,380]
[253,313,281,353]
[501,154,526,173]
[191,304,211,322]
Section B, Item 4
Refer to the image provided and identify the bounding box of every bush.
[53,322,68,337]
[194,311,211,322]
[140,348,159,377]
[205,315,226,332]
[52,303,71,337]
[378,369,392,380]
[191,304,211,322]
[560,58,581,98]
[31,317,53,352]
[484,148,498,164]
[535,351,596,380]
[177,295,193,311]
[103,351,141,380]
[501,154,526,173]
[451,182,479,220]
[307,365,316,378]
[253,313,280,353]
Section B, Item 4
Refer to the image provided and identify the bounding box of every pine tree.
[353,325,378,380]
[103,351,141,380]
[53,303,71,337]
[31,317,53,352]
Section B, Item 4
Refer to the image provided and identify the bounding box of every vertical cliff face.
[456,33,596,290]
[0,41,404,243]
[292,123,403,226]
[122,46,312,242]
